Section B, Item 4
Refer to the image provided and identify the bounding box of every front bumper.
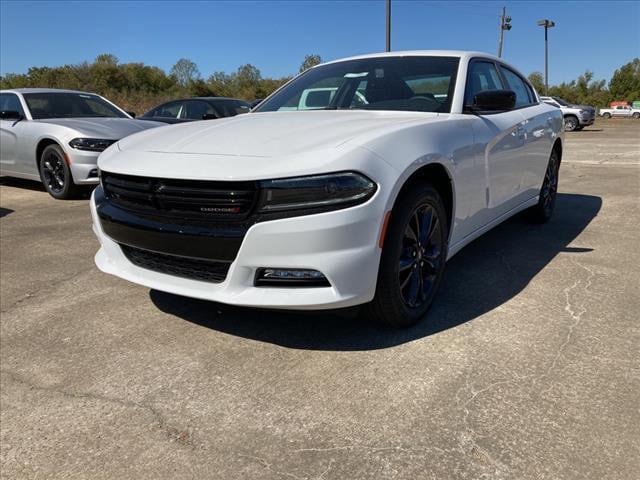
[68,149,100,184]
[579,113,596,126]
[90,187,385,310]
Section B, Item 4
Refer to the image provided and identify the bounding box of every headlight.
[578,110,585,114]
[69,138,117,152]
[257,172,376,212]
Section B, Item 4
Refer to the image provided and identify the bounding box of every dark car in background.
[140,97,251,124]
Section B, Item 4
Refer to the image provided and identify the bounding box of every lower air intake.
[120,244,231,283]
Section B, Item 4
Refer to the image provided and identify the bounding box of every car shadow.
[0,177,93,199]
[0,176,46,192]
[150,193,601,351]
[0,207,14,218]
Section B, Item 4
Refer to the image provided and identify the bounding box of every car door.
[0,92,28,174]
[464,59,528,228]
[498,64,552,200]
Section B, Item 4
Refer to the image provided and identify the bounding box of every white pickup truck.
[598,105,640,119]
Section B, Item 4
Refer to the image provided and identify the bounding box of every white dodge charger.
[91,51,564,326]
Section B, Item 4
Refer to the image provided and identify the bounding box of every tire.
[38,144,80,199]
[633,112,640,119]
[527,149,560,223]
[574,126,584,131]
[603,113,611,119]
[365,183,449,327]
[564,115,579,132]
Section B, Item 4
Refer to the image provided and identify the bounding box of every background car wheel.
[365,183,449,327]
[39,144,80,199]
[633,112,640,119]
[574,126,584,131]
[527,149,560,223]
[603,113,612,119]
[564,116,579,131]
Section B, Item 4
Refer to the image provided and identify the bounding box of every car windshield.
[23,92,127,119]
[552,97,571,107]
[255,56,460,114]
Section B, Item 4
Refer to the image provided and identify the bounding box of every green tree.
[527,72,545,94]
[170,58,201,87]
[609,58,640,101]
[299,54,322,73]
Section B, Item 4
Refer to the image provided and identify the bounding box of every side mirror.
[470,90,516,112]
[0,110,23,120]
[202,113,217,120]
[126,111,136,118]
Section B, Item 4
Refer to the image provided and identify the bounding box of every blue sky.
[1,0,639,84]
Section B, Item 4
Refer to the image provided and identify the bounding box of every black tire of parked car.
[365,183,449,327]
[603,112,612,119]
[38,144,80,200]
[527,149,560,223]
[633,112,640,119]
[564,115,579,132]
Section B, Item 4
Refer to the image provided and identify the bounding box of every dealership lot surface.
[1,120,639,479]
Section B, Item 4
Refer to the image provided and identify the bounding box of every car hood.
[35,117,162,139]
[116,110,439,157]
[100,110,447,180]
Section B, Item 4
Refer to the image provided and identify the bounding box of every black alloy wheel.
[398,204,443,308]
[365,183,448,327]
[39,144,80,199]
[527,149,560,223]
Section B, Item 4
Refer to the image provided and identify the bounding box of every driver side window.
[465,61,504,106]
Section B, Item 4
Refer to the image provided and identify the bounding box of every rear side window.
[181,100,216,120]
[149,101,182,118]
[0,93,25,115]
[465,61,504,106]
[499,67,533,107]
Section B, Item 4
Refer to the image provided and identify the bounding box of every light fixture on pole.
[497,7,512,58]
[537,19,556,95]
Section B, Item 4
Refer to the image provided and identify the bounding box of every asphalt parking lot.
[1,119,639,480]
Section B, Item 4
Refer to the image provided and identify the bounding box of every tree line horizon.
[1,54,638,113]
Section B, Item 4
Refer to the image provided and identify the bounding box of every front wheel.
[564,116,579,132]
[39,144,80,199]
[366,184,449,327]
[527,149,560,223]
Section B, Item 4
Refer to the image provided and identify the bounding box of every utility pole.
[386,0,391,52]
[497,7,512,58]
[537,19,556,95]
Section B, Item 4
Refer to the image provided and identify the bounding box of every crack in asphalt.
[0,369,196,449]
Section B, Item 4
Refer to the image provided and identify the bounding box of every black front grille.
[120,244,231,283]
[102,172,257,220]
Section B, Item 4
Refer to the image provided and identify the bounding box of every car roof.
[321,50,501,66]
[1,88,100,95]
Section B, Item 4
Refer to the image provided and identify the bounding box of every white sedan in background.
[92,51,563,327]
[0,88,161,198]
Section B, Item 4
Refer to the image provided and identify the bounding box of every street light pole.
[497,7,512,58]
[386,0,391,52]
[537,19,556,95]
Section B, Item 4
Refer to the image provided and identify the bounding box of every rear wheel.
[39,144,80,199]
[633,112,640,119]
[527,149,560,223]
[603,112,611,119]
[366,184,448,327]
[564,115,579,131]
